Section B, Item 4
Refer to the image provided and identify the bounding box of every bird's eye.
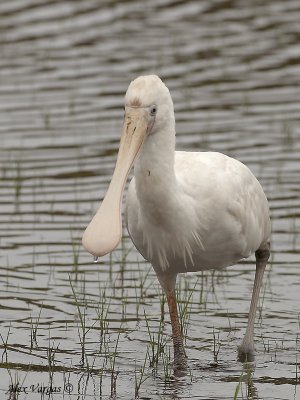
[150,105,157,116]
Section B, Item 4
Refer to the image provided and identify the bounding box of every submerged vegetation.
[0,235,299,398]
[1,0,300,398]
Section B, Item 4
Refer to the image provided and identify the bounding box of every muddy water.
[0,0,300,399]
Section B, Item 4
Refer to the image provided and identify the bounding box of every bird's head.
[125,75,174,136]
[82,75,173,258]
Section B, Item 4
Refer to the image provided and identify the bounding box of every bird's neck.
[134,126,176,193]
[131,125,203,273]
[133,128,177,233]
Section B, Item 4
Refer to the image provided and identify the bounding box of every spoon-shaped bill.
[82,108,149,257]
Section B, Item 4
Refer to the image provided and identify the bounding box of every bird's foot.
[173,357,188,377]
[237,342,255,362]
[173,338,188,375]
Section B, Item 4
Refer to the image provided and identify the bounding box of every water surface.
[0,0,300,399]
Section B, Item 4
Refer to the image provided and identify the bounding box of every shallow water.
[0,0,300,399]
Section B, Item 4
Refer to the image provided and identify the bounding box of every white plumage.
[127,151,270,274]
[83,75,271,370]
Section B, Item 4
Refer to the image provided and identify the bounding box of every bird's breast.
[125,151,270,275]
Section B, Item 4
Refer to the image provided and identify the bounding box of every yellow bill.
[82,107,149,257]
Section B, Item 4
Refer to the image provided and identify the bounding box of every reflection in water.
[0,0,299,399]
[233,362,259,400]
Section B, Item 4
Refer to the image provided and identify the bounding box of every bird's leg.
[238,242,270,362]
[166,288,188,370]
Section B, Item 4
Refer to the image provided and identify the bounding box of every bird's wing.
[174,151,271,259]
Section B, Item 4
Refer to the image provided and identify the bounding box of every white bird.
[82,75,271,370]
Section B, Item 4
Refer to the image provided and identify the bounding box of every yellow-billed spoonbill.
[82,75,271,370]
